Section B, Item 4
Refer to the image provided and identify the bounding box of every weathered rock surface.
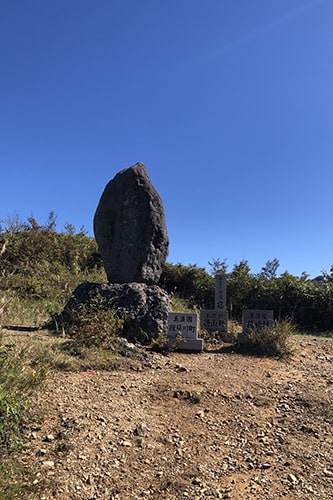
[61,282,172,343]
[94,163,169,284]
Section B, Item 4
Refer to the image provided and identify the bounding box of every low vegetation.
[0,335,45,451]
[244,319,296,358]
[0,212,106,325]
[56,291,125,346]
[0,329,50,498]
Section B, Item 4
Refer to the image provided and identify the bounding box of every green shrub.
[160,263,214,308]
[59,293,124,349]
[171,294,198,313]
[245,319,295,358]
[0,330,52,497]
[0,391,27,451]
[0,214,106,325]
[0,334,48,451]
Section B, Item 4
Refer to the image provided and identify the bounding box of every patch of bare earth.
[15,335,333,499]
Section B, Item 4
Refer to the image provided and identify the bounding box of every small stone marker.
[214,274,227,310]
[167,312,198,339]
[200,309,228,336]
[167,312,204,352]
[238,309,274,343]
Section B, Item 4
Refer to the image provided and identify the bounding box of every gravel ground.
[15,335,333,499]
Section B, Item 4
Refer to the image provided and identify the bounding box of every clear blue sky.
[1,0,332,278]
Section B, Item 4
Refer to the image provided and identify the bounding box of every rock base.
[59,282,172,344]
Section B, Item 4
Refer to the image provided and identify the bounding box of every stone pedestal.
[60,282,172,344]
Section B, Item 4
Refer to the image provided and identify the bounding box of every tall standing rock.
[94,163,169,284]
[56,162,171,343]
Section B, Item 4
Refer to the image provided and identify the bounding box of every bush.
[58,292,124,349]
[0,214,106,324]
[245,319,295,358]
[160,263,214,308]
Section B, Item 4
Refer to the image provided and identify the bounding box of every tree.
[160,263,214,308]
[260,258,280,279]
[227,260,255,319]
[208,258,228,276]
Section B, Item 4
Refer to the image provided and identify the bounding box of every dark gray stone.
[60,282,172,343]
[94,163,169,284]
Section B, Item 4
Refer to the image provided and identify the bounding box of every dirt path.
[17,335,333,499]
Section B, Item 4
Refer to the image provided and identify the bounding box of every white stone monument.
[200,309,228,336]
[238,309,274,343]
[167,312,204,352]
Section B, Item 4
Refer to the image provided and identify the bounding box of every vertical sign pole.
[215,274,227,310]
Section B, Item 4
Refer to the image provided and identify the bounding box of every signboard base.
[166,338,204,353]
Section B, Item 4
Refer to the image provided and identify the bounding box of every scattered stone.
[262,463,272,469]
[288,473,298,484]
[56,431,68,441]
[175,364,187,373]
[37,448,47,456]
[134,424,149,437]
[121,440,132,447]
[195,410,205,419]
[42,461,55,468]
[44,434,55,442]
[56,442,75,453]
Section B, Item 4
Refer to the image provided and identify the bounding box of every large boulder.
[60,282,172,343]
[94,163,169,284]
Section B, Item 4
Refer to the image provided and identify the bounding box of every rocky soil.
[15,335,333,499]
